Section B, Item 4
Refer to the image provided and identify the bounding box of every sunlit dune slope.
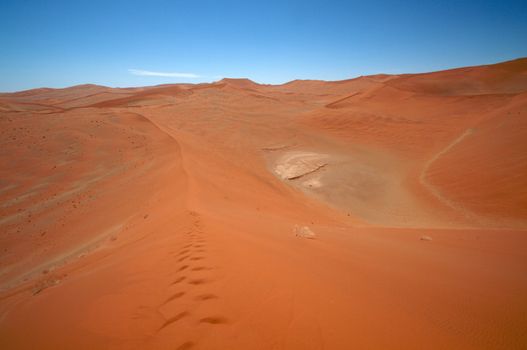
[385,57,527,95]
[303,58,527,227]
[424,92,527,225]
[0,109,186,290]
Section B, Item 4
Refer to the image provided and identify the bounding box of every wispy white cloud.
[129,69,200,78]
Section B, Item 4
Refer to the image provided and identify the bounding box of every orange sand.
[1,58,526,349]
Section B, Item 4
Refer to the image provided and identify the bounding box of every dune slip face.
[1,59,527,349]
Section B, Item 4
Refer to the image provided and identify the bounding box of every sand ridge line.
[420,128,478,217]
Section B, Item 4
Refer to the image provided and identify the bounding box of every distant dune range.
[0,58,526,349]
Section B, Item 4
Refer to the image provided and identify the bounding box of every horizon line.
[1,56,525,94]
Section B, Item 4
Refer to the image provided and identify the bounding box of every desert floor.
[1,58,526,349]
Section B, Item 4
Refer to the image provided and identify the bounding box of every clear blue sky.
[1,0,526,91]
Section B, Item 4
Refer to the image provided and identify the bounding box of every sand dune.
[1,58,527,349]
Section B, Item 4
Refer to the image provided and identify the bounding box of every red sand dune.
[1,58,527,349]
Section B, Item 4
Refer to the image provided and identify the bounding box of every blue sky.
[1,0,526,91]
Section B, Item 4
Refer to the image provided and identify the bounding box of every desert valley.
[1,58,527,349]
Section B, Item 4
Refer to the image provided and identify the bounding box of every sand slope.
[1,58,527,349]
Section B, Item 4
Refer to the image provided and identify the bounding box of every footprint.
[195,294,218,301]
[188,279,207,285]
[191,266,210,271]
[172,276,187,285]
[199,316,228,325]
[163,292,185,305]
[176,341,195,350]
[159,311,189,330]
